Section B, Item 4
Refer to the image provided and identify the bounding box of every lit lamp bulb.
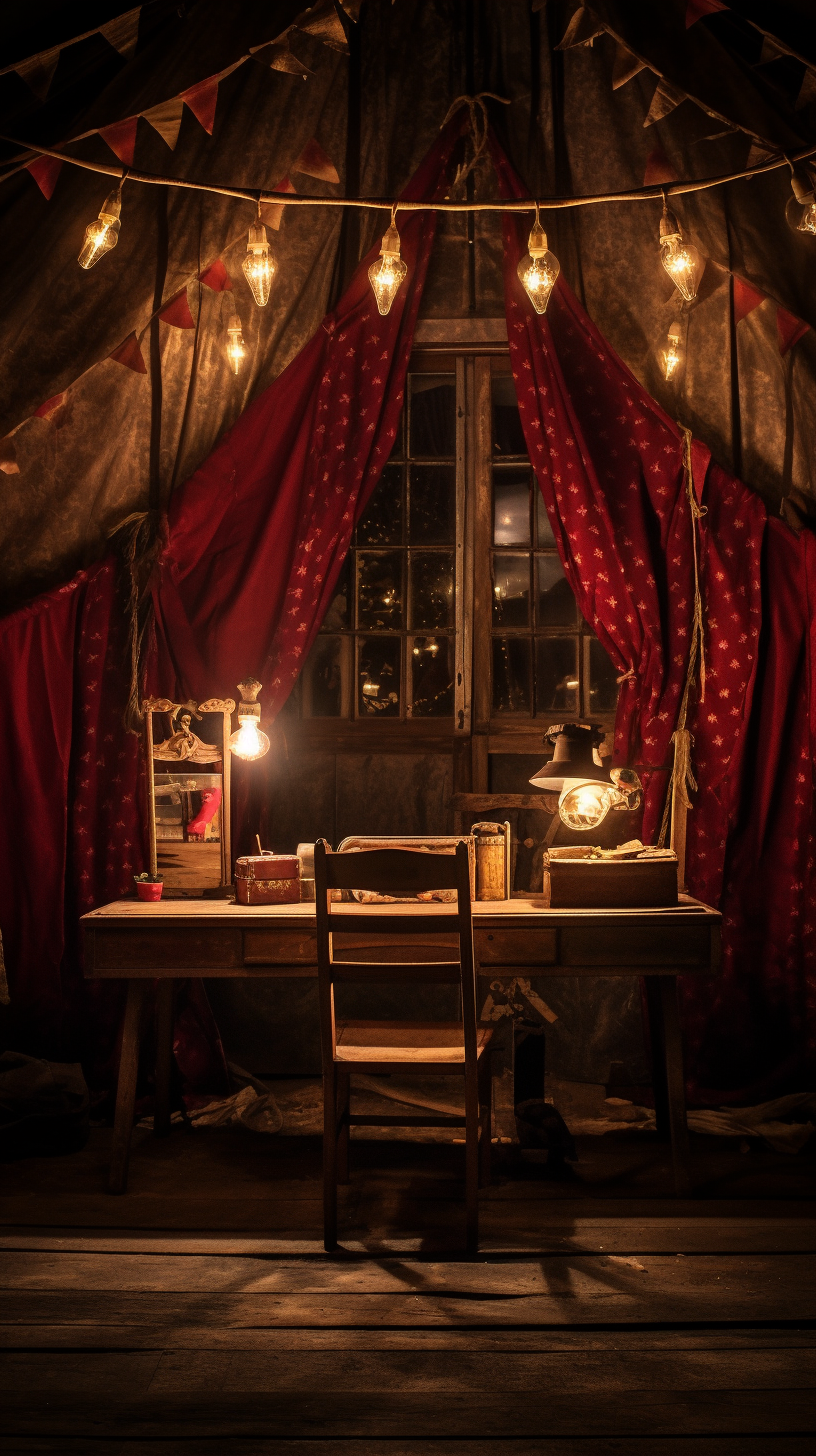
[368,206,408,316]
[242,210,276,306]
[659,203,704,303]
[225,314,246,374]
[517,205,560,314]
[663,321,683,382]
[558,767,643,832]
[78,187,122,269]
[228,678,270,762]
[785,168,816,236]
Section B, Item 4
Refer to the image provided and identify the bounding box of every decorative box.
[548,852,678,909]
[234,853,300,905]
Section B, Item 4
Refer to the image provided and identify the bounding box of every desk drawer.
[560,922,713,968]
[91,926,242,972]
[476,929,557,966]
[243,930,318,965]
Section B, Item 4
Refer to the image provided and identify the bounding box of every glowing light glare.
[558,779,614,831]
[786,169,816,235]
[658,206,703,303]
[228,718,270,761]
[225,314,246,374]
[518,217,559,314]
[78,188,122,269]
[663,323,683,381]
[368,213,408,316]
[242,221,276,306]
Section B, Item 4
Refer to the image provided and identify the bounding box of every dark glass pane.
[410,551,454,629]
[492,553,530,628]
[409,374,456,457]
[536,492,556,548]
[492,374,527,456]
[302,636,349,717]
[357,551,403,629]
[492,637,531,713]
[409,464,455,544]
[356,464,403,545]
[493,467,531,546]
[319,555,351,631]
[389,407,405,459]
[535,637,579,715]
[536,556,578,627]
[589,636,620,713]
[358,636,401,717]
[410,636,454,718]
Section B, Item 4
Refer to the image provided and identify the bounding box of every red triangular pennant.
[198,259,232,292]
[643,144,678,187]
[777,307,810,356]
[686,0,728,26]
[26,155,62,200]
[158,290,196,329]
[109,331,147,373]
[182,76,219,135]
[99,117,138,167]
[34,392,66,419]
[732,276,765,324]
[292,137,339,183]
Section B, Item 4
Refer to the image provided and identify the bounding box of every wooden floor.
[0,1122,813,1454]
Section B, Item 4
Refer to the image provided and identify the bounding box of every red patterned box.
[234,854,300,905]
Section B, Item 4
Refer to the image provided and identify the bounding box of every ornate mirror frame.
[142,696,235,894]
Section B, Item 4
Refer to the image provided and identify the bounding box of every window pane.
[358,637,401,716]
[410,636,454,717]
[492,637,531,713]
[410,551,454,629]
[409,374,456,457]
[302,636,350,717]
[320,555,351,631]
[389,407,405,460]
[535,637,579,715]
[492,374,526,456]
[536,555,578,627]
[536,492,556,548]
[409,464,455,544]
[492,553,530,628]
[589,637,620,713]
[357,551,403,629]
[356,464,403,545]
[493,467,531,546]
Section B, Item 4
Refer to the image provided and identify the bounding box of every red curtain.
[491,136,814,1099]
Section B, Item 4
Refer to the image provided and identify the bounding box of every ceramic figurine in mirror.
[142,697,234,895]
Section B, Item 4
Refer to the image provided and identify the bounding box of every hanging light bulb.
[659,201,704,303]
[368,206,408,315]
[517,203,560,314]
[558,767,642,832]
[785,167,816,236]
[662,321,683,382]
[242,203,276,306]
[225,313,246,374]
[78,186,122,270]
[229,678,271,761]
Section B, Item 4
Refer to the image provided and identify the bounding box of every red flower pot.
[136,881,163,902]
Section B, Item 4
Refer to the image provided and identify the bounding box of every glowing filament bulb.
[368,208,408,315]
[225,314,246,374]
[518,209,560,314]
[242,219,276,306]
[786,169,816,236]
[558,780,614,831]
[663,322,683,381]
[228,678,270,761]
[659,205,703,303]
[78,188,122,270]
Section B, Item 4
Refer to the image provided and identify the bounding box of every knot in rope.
[440,92,509,196]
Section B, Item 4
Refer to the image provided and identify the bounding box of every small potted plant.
[134,871,164,902]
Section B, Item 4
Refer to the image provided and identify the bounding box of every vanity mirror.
[142,697,234,894]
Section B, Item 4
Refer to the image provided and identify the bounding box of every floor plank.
[1,1440,813,1456]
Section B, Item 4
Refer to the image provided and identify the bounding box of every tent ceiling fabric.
[0,0,814,609]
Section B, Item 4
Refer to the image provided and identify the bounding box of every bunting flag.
[25,154,62,199]
[258,37,313,75]
[777,307,810,356]
[4,8,141,98]
[99,7,141,60]
[109,332,146,373]
[0,438,19,475]
[686,0,728,24]
[555,6,606,48]
[295,0,349,54]
[181,76,219,135]
[142,96,185,150]
[14,49,61,101]
[612,43,647,90]
[100,116,138,166]
[733,276,765,323]
[198,260,232,291]
[796,70,816,110]
[159,291,196,329]
[338,0,361,17]
[746,139,779,168]
[293,138,339,183]
[34,393,67,420]
[643,143,678,185]
[261,174,296,230]
[644,77,687,126]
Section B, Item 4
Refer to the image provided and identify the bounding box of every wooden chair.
[314,839,492,1253]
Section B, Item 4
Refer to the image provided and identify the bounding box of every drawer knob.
[487,934,494,941]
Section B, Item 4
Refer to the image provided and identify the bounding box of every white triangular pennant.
[796,68,816,110]
[100,6,141,60]
[612,42,647,90]
[15,47,60,100]
[644,78,687,126]
[142,95,184,149]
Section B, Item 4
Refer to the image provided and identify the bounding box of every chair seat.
[334,1019,492,1065]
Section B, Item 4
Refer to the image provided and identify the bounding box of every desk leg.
[154,979,176,1138]
[645,976,670,1139]
[109,980,147,1195]
[647,975,692,1198]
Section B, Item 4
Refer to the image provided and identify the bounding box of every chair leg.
[478,1052,492,1189]
[323,1067,338,1252]
[337,1072,350,1185]
[464,1078,480,1255]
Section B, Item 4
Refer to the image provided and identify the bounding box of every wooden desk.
[82,896,721,1197]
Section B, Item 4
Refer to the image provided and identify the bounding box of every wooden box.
[548,856,678,909]
[234,853,300,906]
